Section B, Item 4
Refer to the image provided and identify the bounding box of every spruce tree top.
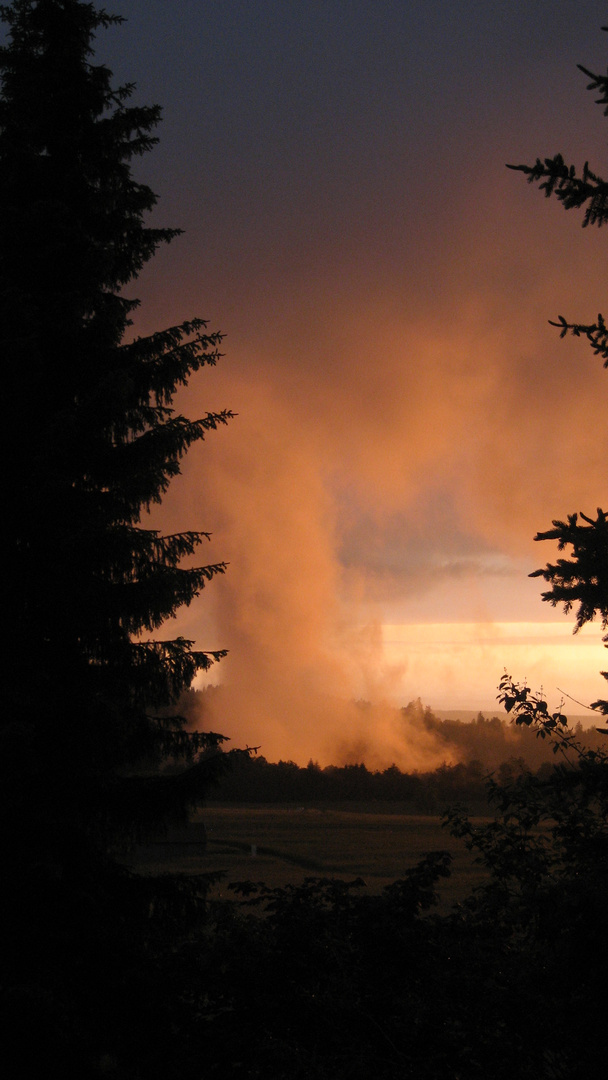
[1,0,233,848]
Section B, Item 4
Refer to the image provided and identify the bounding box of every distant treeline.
[162,693,607,811]
[189,701,607,812]
[207,753,589,812]
[207,753,492,812]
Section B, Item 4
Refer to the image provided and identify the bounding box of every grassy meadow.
[129,805,490,909]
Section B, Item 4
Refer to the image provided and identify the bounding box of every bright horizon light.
[380,621,606,716]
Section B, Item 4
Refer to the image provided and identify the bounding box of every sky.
[93,1,606,766]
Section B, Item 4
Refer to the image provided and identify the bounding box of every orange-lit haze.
[103,3,606,766]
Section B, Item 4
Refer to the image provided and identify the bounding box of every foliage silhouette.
[508,50,608,722]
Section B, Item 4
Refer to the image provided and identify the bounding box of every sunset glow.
[380,622,606,713]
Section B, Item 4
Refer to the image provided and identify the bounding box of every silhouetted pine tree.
[0,0,233,939]
[508,51,608,720]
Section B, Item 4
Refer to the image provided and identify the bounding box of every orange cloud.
[141,92,607,766]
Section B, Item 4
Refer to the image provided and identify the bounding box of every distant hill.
[436,709,597,728]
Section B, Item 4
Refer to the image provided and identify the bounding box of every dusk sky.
[95,2,606,765]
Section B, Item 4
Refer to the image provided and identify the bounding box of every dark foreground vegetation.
[174,755,608,1080]
[7,732,608,1079]
[3,5,607,1078]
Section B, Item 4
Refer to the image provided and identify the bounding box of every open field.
[128,805,491,909]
